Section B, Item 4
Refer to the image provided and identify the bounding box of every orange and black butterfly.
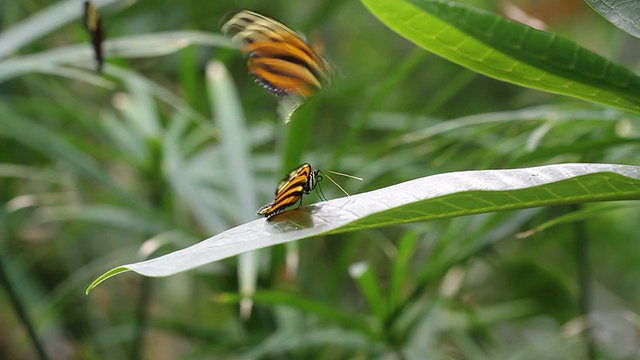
[257,163,320,217]
[257,163,361,218]
[221,10,332,120]
[83,1,104,72]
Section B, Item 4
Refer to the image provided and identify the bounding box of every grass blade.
[206,61,260,315]
[0,0,128,59]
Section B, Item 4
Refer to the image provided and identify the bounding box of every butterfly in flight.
[83,1,105,72]
[257,163,361,218]
[221,10,332,122]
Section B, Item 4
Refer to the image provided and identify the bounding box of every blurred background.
[2,0,640,358]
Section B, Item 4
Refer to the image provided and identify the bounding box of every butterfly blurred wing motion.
[222,10,332,122]
[83,1,105,72]
[257,163,319,217]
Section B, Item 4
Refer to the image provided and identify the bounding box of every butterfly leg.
[295,195,304,209]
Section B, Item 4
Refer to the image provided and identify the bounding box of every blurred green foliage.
[1,0,640,359]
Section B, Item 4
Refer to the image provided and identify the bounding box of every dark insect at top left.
[83,1,105,72]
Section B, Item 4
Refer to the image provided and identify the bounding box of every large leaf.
[360,0,640,113]
[86,163,640,293]
[585,0,640,38]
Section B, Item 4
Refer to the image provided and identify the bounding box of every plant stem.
[130,277,152,360]
[0,252,49,360]
[573,204,596,360]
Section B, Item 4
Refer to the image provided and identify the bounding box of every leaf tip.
[85,266,132,295]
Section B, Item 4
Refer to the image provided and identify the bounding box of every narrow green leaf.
[361,0,640,112]
[242,327,376,358]
[85,163,640,293]
[0,112,131,199]
[389,231,419,311]
[585,0,640,39]
[349,262,386,320]
[107,66,218,141]
[86,267,131,295]
[37,66,115,88]
[162,135,228,233]
[39,204,169,234]
[217,290,373,335]
[206,61,258,222]
[0,0,129,59]
[0,163,63,183]
[206,61,260,310]
[0,31,231,83]
[394,106,632,146]
[116,73,162,141]
[517,202,640,238]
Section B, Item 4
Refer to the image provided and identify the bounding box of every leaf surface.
[86,163,640,293]
[585,0,640,38]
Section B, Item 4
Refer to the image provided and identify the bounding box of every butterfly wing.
[257,164,313,217]
[222,11,331,101]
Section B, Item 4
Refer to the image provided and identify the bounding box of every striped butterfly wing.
[222,11,331,99]
[83,1,104,72]
[246,36,326,97]
[222,10,299,44]
[257,163,313,217]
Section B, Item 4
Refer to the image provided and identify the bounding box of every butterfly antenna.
[326,170,363,181]
[322,172,351,197]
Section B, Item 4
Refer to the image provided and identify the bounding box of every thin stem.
[573,204,596,359]
[130,277,152,360]
[0,252,49,360]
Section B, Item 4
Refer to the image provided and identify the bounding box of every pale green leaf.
[86,163,640,293]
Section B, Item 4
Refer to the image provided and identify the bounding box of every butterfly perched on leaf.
[221,10,333,122]
[83,1,105,72]
[257,163,361,218]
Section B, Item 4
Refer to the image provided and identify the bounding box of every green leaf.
[360,0,640,113]
[217,290,373,334]
[0,31,231,83]
[349,262,386,320]
[85,267,131,295]
[389,231,420,311]
[0,112,134,201]
[242,327,376,358]
[0,0,129,59]
[38,204,170,234]
[206,61,260,307]
[107,66,217,141]
[206,61,258,222]
[585,0,640,39]
[393,106,632,146]
[516,202,640,238]
[0,163,63,183]
[86,163,640,293]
